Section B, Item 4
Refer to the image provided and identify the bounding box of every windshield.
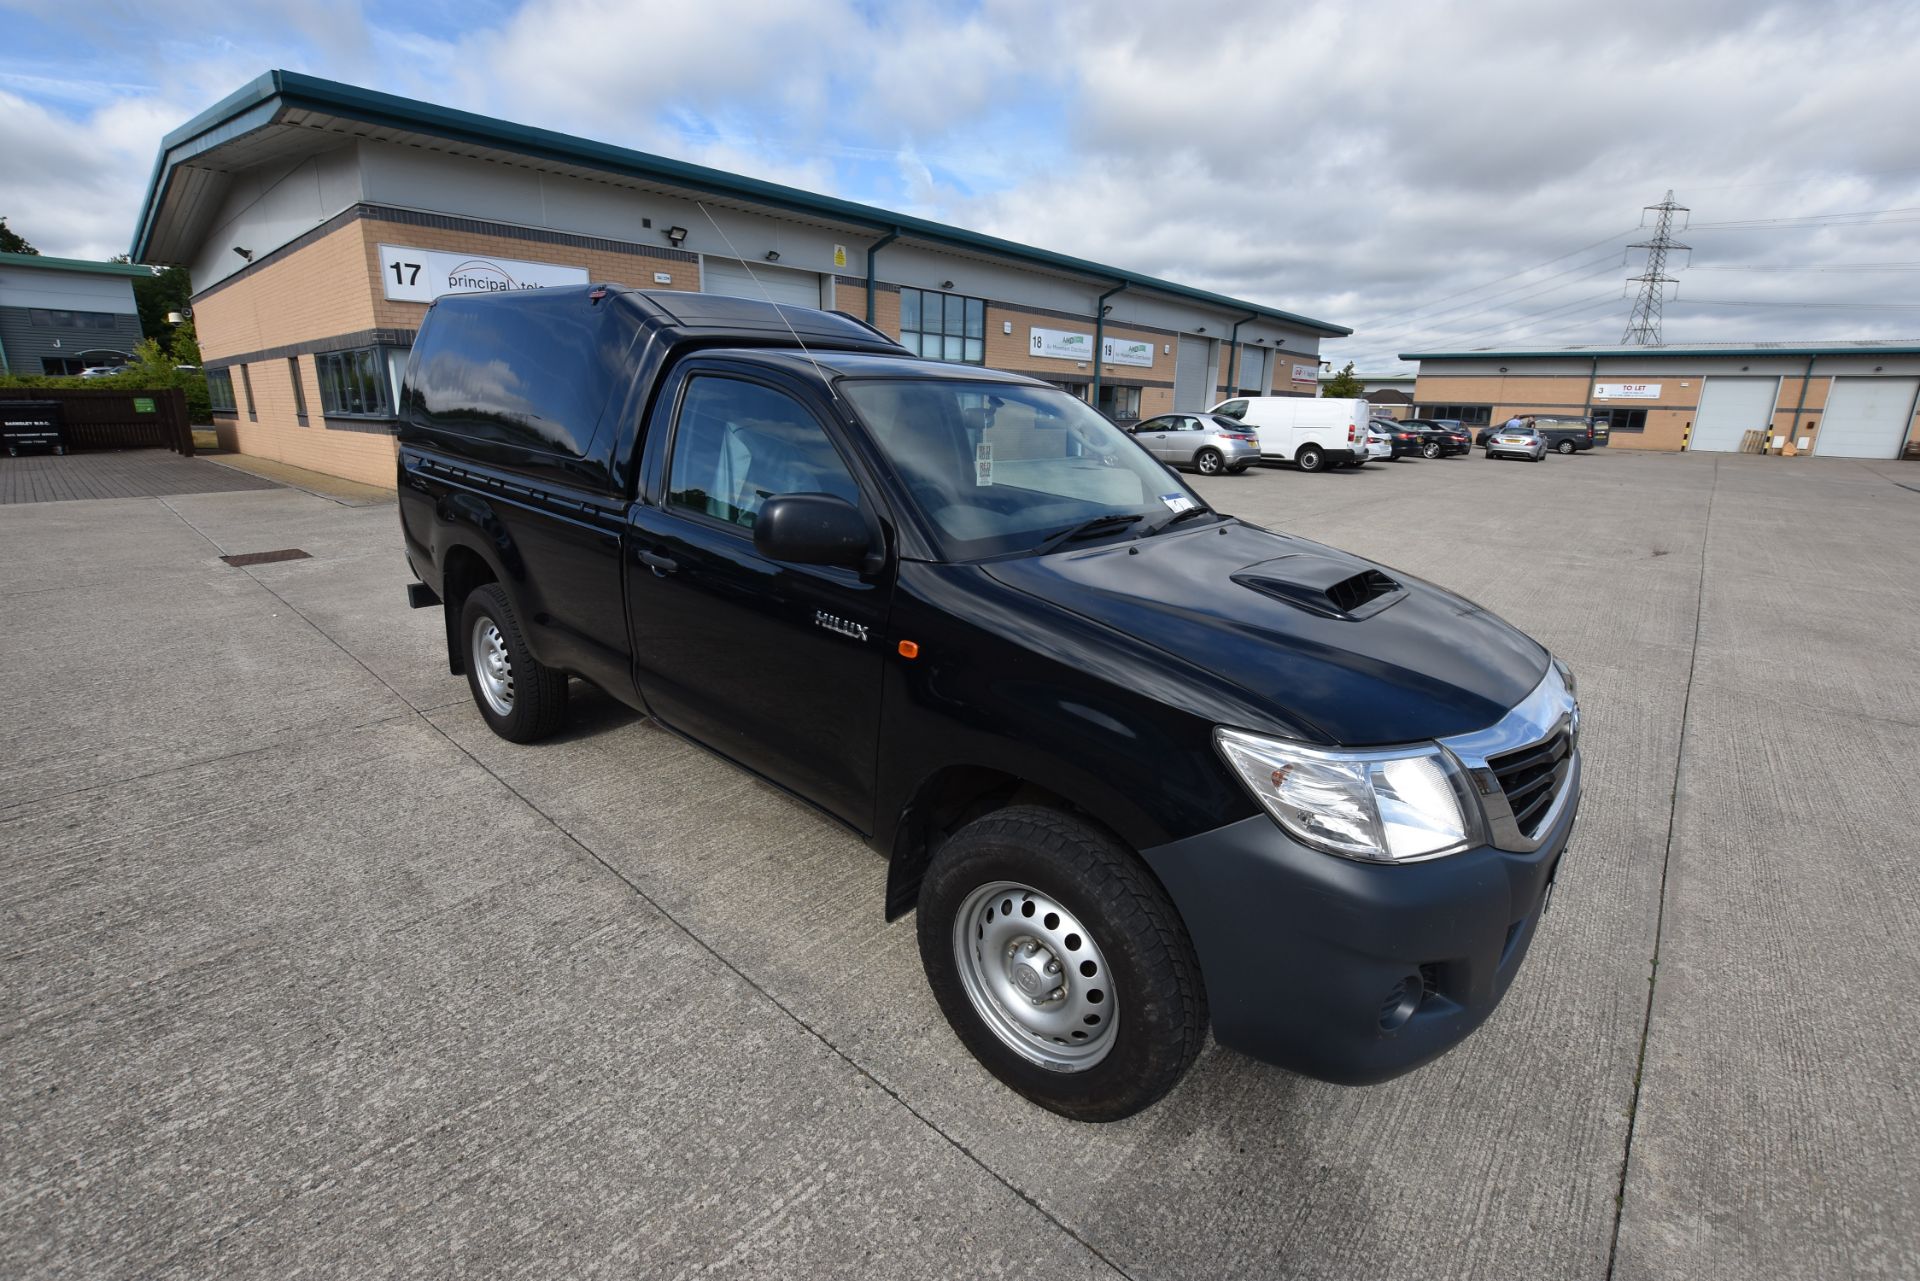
[841,379,1206,560]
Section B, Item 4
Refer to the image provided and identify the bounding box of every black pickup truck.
[397,285,1582,1121]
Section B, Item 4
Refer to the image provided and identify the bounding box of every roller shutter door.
[1236,346,1267,394]
[702,257,821,308]
[1175,338,1211,409]
[1689,376,1779,452]
[1815,377,1918,458]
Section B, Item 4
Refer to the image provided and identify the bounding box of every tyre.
[1295,445,1324,472]
[1194,447,1224,476]
[460,582,569,743]
[1227,465,1249,475]
[917,805,1207,1122]
[1422,442,1440,459]
[1557,440,1575,455]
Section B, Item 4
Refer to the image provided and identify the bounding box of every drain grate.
[221,548,311,567]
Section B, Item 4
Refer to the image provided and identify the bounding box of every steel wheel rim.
[471,615,515,716]
[953,880,1118,1072]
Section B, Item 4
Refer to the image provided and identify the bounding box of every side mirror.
[754,493,873,568]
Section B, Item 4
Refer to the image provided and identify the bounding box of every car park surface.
[3,448,1916,1280]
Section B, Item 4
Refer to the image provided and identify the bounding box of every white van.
[1210,396,1370,472]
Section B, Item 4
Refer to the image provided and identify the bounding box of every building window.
[899,288,985,364]
[316,347,396,419]
[41,356,86,375]
[27,307,119,330]
[1417,403,1492,425]
[1594,407,1646,433]
[207,368,236,413]
[238,364,257,421]
[287,357,308,422]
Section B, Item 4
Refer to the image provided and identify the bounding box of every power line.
[1690,203,1920,228]
[1687,261,1920,272]
[1675,298,1920,310]
[1348,227,1637,329]
[1377,253,1629,350]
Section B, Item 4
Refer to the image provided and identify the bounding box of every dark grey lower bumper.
[1141,768,1579,1085]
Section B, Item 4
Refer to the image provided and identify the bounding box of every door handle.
[637,549,679,575]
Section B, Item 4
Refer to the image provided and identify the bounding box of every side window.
[1217,400,1249,420]
[667,377,861,531]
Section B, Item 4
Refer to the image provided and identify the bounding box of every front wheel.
[460,583,569,742]
[1295,445,1325,472]
[1194,447,1224,476]
[917,806,1208,1122]
[1557,440,1576,455]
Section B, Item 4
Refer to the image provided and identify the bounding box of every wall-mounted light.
[664,226,689,247]
[764,250,780,263]
[1499,365,1509,373]
[232,246,254,262]
[1100,304,1113,316]
[1002,320,1012,335]
[1196,326,1206,334]
[166,310,189,325]
[941,280,954,290]
[1163,344,1170,354]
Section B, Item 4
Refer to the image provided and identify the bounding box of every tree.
[0,216,39,255]
[1323,361,1364,398]
[132,266,193,347]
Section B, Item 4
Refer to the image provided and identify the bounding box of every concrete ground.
[2,448,1915,1280]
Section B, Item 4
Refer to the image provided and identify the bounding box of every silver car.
[1129,413,1261,475]
[1485,424,1547,462]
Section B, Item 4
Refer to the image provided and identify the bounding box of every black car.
[1531,416,1599,455]
[396,286,1583,1121]
[1402,418,1471,457]
[1370,419,1427,459]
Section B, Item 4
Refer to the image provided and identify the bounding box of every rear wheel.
[1557,440,1576,455]
[1422,441,1440,459]
[1194,447,1224,476]
[918,806,1207,1121]
[1295,445,1325,472]
[460,583,569,743]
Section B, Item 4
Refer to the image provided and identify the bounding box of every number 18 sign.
[378,244,590,303]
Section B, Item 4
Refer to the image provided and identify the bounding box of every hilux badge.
[814,610,868,642]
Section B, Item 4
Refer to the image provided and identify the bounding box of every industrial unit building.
[1403,343,1920,458]
[0,252,149,375]
[130,71,1347,487]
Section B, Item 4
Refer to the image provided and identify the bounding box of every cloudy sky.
[4,0,1918,371]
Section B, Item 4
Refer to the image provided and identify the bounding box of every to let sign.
[1594,382,1660,399]
[378,244,589,303]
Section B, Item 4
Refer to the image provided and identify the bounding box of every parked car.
[1370,419,1426,460]
[78,364,132,379]
[1129,413,1259,475]
[1403,418,1471,457]
[1359,423,1393,466]
[1211,395,1368,473]
[1486,424,1548,461]
[397,285,1582,1121]
[1531,415,1598,455]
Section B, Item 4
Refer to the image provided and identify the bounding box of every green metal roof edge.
[0,250,150,278]
[132,70,1350,337]
[1401,344,1920,361]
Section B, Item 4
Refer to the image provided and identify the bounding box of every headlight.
[1214,728,1479,863]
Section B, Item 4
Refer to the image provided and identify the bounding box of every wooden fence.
[0,387,194,456]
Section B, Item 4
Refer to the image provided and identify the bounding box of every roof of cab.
[705,348,1053,386]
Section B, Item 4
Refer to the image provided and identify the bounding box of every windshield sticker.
[1160,492,1198,513]
[975,443,993,486]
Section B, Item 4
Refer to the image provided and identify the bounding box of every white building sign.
[1594,382,1661,399]
[378,244,590,303]
[1100,337,1156,368]
[1030,326,1094,361]
[1292,363,1319,384]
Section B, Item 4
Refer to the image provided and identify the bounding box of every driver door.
[624,364,892,829]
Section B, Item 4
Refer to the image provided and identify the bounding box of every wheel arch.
[883,763,1170,921]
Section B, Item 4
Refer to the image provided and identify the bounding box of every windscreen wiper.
[1146,505,1215,536]
[1030,512,1147,556]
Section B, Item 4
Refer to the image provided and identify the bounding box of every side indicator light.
[897,640,920,659]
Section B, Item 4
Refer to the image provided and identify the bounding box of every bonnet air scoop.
[1231,554,1407,621]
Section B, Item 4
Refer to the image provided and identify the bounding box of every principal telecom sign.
[1100,337,1156,369]
[378,244,590,303]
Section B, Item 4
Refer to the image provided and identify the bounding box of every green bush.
[0,331,213,423]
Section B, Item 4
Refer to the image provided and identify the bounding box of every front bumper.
[1141,757,1579,1085]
